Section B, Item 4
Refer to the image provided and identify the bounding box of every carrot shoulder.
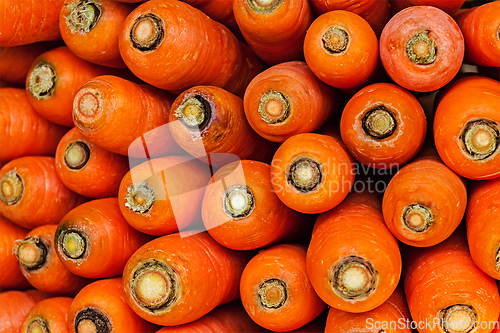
[20,297,73,333]
[0,216,30,291]
[391,0,466,16]
[0,290,49,333]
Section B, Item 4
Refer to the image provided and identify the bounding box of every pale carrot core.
[28,63,56,100]
[406,32,436,65]
[74,307,111,333]
[331,256,378,300]
[0,171,24,205]
[322,26,349,54]
[402,204,434,233]
[496,245,500,272]
[27,318,49,333]
[130,14,164,51]
[174,96,210,128]
[248,0,283,12]
[258,279,288,308]
[77,320,97,333]
[439,305,477,333]
[223,185,255,219]
[78,93,99,117]
[362,107,396,139]
[288,158,322,192]
[65,1,101,34]
[62,231,86,259]
[125,182,155,214]
[16,239,45,269]
[258,91,290,124]
[462,120,499,160]
[65,141,91,170]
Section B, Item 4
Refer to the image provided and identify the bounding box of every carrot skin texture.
[20,297,73,333]
[182,0,240,35]
[0,216,30,291]
[0,88,68,163]
[0,290,49,333]
[391,0,466,16]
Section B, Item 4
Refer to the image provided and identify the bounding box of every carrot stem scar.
[16,237,47,270]
[61,231,87,259]
[461,119,499,160]
[439,305,477,333]
[258,279,288,309]
[362,107,396,139]
[248,0,283,12]
[27,63,56,100]
[64,141,91,170]
[65,0,101,34]
[331,256,378,300]
[130,14,164,52]
[287,158,322,192]
[406,32,436,65]
[402,204,434,233]
[0,170,24,205]
[26,318,50,333]
[322,26,349,54]
[258,91,291,124]
[74,307,111,333]
[174,95,211,129]
[125,182,155,214]
[223,185,255,219]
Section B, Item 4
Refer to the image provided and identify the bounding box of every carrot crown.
[438,304,478,333]
[64,0,102,34]
[0,170,24,205]
[25,318,50,333]
[330,255,378,300]
[129,14,165,52]
[258,91,291,124]
[174,95,212,129]
[461,119,499,160]
[64,141,91,170]
[258,279,288,309]
[125,181,155,214]
[322,26,350,54]
[56,227,88,261]
[223,185,255,219]
[15,236,47,270]
[362,106,397,139]
[402,203,434,233]
[287,157,323,193]
[247,0,283,13]
[74,307,112,333]
[27,62,56,100]
[406,32,436,65]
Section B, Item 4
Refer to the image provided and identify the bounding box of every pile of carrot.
[1,0,499,332]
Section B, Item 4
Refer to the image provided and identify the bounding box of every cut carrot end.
[406,32,436,65]
[248,0,282,12]
[130,14,164,52]
[78,93,100,117]
[27,62,56,100]
[0,170,24,205]
[258,279,288,309]
[223,185,255,219]
[461,119,499,160]
[174,96,211,129]
[65,0,101,34]
[65,141,91,170]
[496,245,500,272]
[16,238,47,270]
[439,305,477,333]
[26,318,49,333]
[331,256,378,300]
[125,182,155,214]
[258,91,290,124]
[402,204,434,233]
[61,231,87,259]
[74,307,111,333]
[362,107,396,139]
[287,158,322,192]
[322,26,350,54]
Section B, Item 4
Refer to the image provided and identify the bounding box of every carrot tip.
[248,0,283,12]
[258,91,291,124]
[130,14,164,52]
[65,0,102,34]
[65,141,91,170]
[331,256,378,300]
[223,185,255,219]
[402,204,434,233]
[74,307,111,333]
[26,318,50,333]
[322,26,350,54]
[406,32,436,65]
[461,119,499,160]
[258,279,288,309]
[438,305,477,333]
[174,96,211,129]
[0,170,24,205]
[362,107,397,139]
[125,182,155,214]
[61,231,87,259]
[27,63,56,100]
[16,237,47,270]
[496,246,500,272]
[287,158,322,192]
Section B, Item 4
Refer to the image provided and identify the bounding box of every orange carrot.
[0,88,68,163]
[118,0,263,96]
[55,198,151,278]
[240,244,326,332]
[118,155,212,236]
[307,190,402,313]
[122,231,251,326]
[340,82,427,169]
[466,178,500,280]
[0,290,49,333]
[67,278,159,333]
[55,127,129,198]
[202,160,310,251]
[0,0,65,47]
[168,85,278,167]
[0,215,30,291]
[404,230,500,333]
[0,156,84,229]
[20,297,73,333]
[243,61,341,143]
[270,132,355,214]
[59,0,134,68]
[72,75,181,157]
[391,0,466,16]
[434,76,500,180]
[182,0,240,34]
[15,224,91,295]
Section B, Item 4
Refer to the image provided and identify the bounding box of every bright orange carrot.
[118,155,212,236]
[183,0,240,34]
[15,224,91,295]
[243,61,341,143]
[0,216,30,291]
[240,244,326,332]
[0,290,49,333]
[0,0,65,47]
[391,0,466,16]
[202,160,310,251]
[55,127,130,198]
[72,75,181,157]
[59,0,134,68]
[0,156,84,229]
[20,297,73,333]
[0,88,68,163]
[67,278,159,333]
[307,190,402,313]
[55,198,151,278]
[270,133,355,214]
[168,85,278,167]
[404,230,500,333]
[122,231,251,326]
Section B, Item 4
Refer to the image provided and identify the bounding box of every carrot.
[117,155,212,236]
[14,224,91,295]
[270,132,355,214]
[466,178,500,280]
[55,198,151,278]
[55,127,129,198]
[59,0,134,68]
[122,231,251,326]
[202,160,310,251]
[340,82,427,169]
[382,150,467,247]
[0,0,65,47]
[0,290,49,333]
[240,244,326,332]
[0,156,84,229]
[307,190,402,313]
[0,216,30,291]
[182,0,240,35]
[309,0,391,36]
[67,278,159,333]
[118,0,264,96]
[391,0,466,16]
[168,85,278,167]
[456,1,500,68]
[232,0,313,65]
[243,61,342,143]
[325,286,412,333]
[20,297,73,333]
[379,6,465,92]
[0,88,68,163]
[404,230,500,333]
[155,301,265,333]
[72,75,181,157]
[434,75,500,180]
